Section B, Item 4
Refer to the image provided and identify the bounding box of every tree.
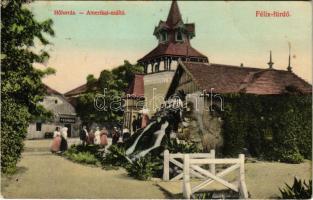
[1,0,55,173]
[75,61,143,126]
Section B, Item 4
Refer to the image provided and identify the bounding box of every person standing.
[51,127,61,153]
[80,125,88,146]
[88,129,95,144]
[132,116,137,133]
[94,127,101,145]
[60,127,68,152]
[112,127,120,145]
[100,127,108,147]
[141,113,149,129]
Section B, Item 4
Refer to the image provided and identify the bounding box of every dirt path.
[1,139,168,199]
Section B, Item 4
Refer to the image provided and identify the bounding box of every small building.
[27,85,81,139]
[123,74,145,133]
[165,60,312,150]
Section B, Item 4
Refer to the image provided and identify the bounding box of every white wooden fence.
[163,150,248,199]
[163,149,215,181]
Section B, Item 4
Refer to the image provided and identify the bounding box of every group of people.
[50,127,69,153]
[79,126,109,147]
[50,121,144,154]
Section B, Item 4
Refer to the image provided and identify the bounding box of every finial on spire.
[267,50,274,69]
[287,42,292,72]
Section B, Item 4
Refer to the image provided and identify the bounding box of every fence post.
[163,149,170,181]
[209,149,216,175]
[239,154,248,199]
[183,154,191,199]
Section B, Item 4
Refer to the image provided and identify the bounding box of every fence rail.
[163,149,215,181]
[162,150,248,199]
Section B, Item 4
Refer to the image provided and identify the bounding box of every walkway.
[1,139,168,198]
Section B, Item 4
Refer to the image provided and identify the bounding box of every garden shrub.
[64,144,103,165]
[221,94,311,163]
[1,100,30,174]
[279,177,312,199]
[64,151,99,165]
[165,139,200,153]
[101,145,128,167]
[125,155,162,180]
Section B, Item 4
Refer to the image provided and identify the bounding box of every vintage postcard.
[1,0,312,199]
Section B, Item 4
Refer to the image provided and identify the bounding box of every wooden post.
[183,154,191,199]
[209,149,216,175]
[163,150,170,181]
[239,154,248,199]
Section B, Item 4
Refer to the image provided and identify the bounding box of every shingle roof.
[138,0,206,64]
[138,43,207,62]
[44,84,62,96]
[64,82,98,97]
[126,74,145,99]
[171,61,311,95]
[166,0,182,27]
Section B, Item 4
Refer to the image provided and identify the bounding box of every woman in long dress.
[51,127,61,153]
[60,127,68,152]
[100,127,108,147]
[94,127,101,145]
[88,129,95,144]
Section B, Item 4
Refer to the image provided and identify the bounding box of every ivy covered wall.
[221,94,311,163]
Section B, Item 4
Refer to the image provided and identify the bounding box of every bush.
[101,145,128,167]
[64,151,98,165]
[64,144,103,165]
[279,177,312,199]
[125,155,162,180]
[1,100,30,174]
[166,139,200,153]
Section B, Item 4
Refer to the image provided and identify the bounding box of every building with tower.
[137,0,208,116]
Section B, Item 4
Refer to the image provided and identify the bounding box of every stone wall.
[177,92,223,152]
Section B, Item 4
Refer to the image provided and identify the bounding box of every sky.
[29,1,312,93]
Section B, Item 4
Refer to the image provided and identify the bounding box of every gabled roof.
[166,61,312,97]
[64,81,98,97]
[125,74,145,99]
[44,84,62,96]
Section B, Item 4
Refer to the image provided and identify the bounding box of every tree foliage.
[1,0,54,173]
[76,61,143,125]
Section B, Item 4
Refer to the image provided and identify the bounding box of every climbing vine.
[221,94,311,163]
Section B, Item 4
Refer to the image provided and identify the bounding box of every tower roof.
[138,0,208,64]
[126,74,145,99]
[166,0,183,27]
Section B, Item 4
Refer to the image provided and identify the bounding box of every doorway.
[64,124,71,137]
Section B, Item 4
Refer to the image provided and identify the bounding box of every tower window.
[160,32,167,43]
[176,31,183,42]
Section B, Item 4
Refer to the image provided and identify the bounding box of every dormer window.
[159,32,168,43]
[176,31,183,42]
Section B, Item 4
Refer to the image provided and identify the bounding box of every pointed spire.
[267,50,274,69]
[166,0,183,26]
[287,43,292,72]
